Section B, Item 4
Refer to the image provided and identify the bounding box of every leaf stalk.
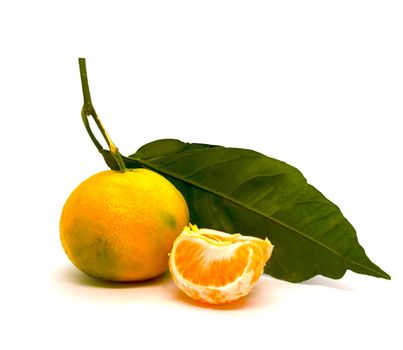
[78,58,127,172]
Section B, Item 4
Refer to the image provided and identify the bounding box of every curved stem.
[78,58,127,172]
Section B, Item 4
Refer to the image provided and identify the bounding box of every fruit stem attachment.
[78,58,127,172]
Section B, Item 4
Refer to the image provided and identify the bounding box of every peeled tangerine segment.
[169,225,273,305]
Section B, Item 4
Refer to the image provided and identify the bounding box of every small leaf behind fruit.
[106,139,389,282]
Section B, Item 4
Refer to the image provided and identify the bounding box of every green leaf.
[110,139,389,283]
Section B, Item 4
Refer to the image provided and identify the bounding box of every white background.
[1,1,402,349]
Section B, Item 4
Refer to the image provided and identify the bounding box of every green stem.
[78,57,127,172]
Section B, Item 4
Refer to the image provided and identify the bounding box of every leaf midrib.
[129,154,387,279]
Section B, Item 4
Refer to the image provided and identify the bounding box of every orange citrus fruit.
[60,168,189,282]
[169,225,273,304]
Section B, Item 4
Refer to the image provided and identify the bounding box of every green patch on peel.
[161,212,177,229]
[73,235,119,281]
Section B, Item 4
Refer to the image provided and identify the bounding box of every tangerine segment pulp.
[169,225,273,304]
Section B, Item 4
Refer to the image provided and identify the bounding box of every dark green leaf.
[108,139,389,282]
